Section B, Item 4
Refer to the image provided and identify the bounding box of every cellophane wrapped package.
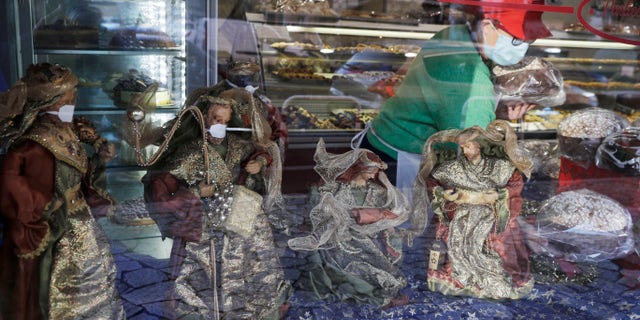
[557,107,630,167]
[492,56,566,107]
[520,189,634,262]
[519,139,560,179]
[596,127,640,176]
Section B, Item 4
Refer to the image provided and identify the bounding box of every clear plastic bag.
[520,189,634,262]
[595,127,640,176]
[492,57,566,107]
[519,139,560,179]
[557,107,630,167]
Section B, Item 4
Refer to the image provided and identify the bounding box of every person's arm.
[0,141,55,258]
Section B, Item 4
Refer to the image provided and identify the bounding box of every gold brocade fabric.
[22,120,88,175]
[27,120,124,319]
[171,191,289,319]
[164,135,290,319]
[225,185,260,237]
[429,156,533,299]
[167,134,252,188]
[48,194,125,319]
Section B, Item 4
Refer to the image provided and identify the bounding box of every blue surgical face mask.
[46,104,75,122]
[483,27,529,66]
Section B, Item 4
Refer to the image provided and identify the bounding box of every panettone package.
[595,127,640,176]
[520,189,634,262]
[492,56,566,107]
[557,107,630,167]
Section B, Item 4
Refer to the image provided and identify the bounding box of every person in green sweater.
[357,0,552,198]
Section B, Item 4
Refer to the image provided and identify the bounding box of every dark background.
[0,1,9,91]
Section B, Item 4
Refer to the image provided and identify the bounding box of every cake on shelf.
[108,69,171,107]
[109,26,177,49]
[33,20,99,49]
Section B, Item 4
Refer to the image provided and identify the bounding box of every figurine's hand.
[244,160,262,174]
[352,208,397,224]
[198,181,216,198]
[484,190,499,203]
[443,189,459,201]
[382,209,399,220]
[99,143,116,163]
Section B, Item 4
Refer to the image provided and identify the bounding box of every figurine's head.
[203,97,233,145]
[337,151,387,184]
[22,63,78,105]
[19,63,78,123]
[225,60,261,88]
[456,130,483,163]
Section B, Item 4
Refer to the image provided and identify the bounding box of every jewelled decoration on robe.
[202,183,234,229]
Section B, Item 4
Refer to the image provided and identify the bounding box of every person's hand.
[496,100,537,120]
[244,159,262,174]
[508,102,536,120]
[352,208,397,224]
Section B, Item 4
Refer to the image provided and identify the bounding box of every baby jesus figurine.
[415,120,534,299]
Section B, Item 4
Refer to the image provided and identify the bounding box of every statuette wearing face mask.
[46,104,75,122]
[207,123,227,139]
[205,101,233,145]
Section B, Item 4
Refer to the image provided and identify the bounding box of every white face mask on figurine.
[46,104,75,122]
[207,123,227,139]
[483,22,529,66]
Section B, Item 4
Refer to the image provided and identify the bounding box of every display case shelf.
[76,106,181,115]
[7,0,189,188]
[35,48,184,55]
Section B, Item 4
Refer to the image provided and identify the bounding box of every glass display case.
[27,0,185,168]
[7,0,216,201]
[3,1,640,319]
[242,1,639,192]
[246,2,640,141]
